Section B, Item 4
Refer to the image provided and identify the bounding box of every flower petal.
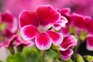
[35,33,52,50]
[47,30,63,46]
[36,5,60,28]
[1,35,17,48]
[61,27,69,35]
[14,36,34,47]
[2,13,13,23]
[86,35,93,51]
[71,13,86,29]
[60,49,73,60]
[21,25,39,40]
[58,8,71,16]
[19,10,38,28]
[53,16,68,30]
[86,20,93,34]
[60,35,77,51]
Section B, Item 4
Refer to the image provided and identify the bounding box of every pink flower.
[86,35,93,51]
[86,19,93,34]
[2,0,69,16]
[0,35,33,48]
[60,49,73,60]
[0,12,18,37]
[61,27,69,36]
[14,36,34,47]
[53,16,68,30]
[60,35,77,60]
[58,8,72,26]
[19,5,65,50]
[71,13,86,29]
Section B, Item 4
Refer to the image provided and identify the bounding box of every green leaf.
[45,49,60,62]
[0,23,7,31]
[6,53,25,62]
[0,60,2,62]
[83,55,93,62]
[22,47,41,62]
[69,26,76,34]
[75,54,84,62]
[79,30,87,41]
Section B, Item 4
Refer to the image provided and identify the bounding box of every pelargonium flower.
[58,8,72,26]
[86,19,93,34]
[19,5,67,50]
[53,16,68,30]
[0,12,18,37]
[60,35,77,60]
[71,13,86,29]
[60,49,73,60]
[0,35,33,48]
[86,35,93,51]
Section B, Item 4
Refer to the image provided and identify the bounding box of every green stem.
[41,50,45,62]
[8,46,15,55]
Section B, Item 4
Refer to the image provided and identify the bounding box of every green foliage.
[22,47,41,62]
[69,26,76,35]
[45,49,60,62]
[83,55,93,62]
[0,23,6,31]
[79,30,87,41]
[75,54,84,62]
[6,53,25,62]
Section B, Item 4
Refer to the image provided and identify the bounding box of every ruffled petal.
[14,36,34,47]
[47,30,63,46]
[21,25,39,40]
[60,35,77,51]
[35,33,52,50]
[36,5,60,29]
[58,8,71,16]
[86,35,93,51]
[19,10,39,28]
[60,49,73,60]
[53,16,68,30]
[0,35,17,48]
[86,20,93,34]
[2,13,13,23]
[71,13,86,29]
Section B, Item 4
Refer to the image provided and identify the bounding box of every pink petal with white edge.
[53,16,68,30]
[14,36,34,47]
[60,35,77,51]
[19,10,38,28]
[35,33,52,50]
[36,5,60,28]
[21,25,39,40]
[47,30,63,46]
[60,49,73,60]
[86,35,93,51]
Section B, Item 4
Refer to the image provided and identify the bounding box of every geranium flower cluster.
[0,5,93,62]
[59,8,93,51]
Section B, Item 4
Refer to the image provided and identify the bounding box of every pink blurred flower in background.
[2,0,68,16]
[0,12,18,42]
[2,0,93,17]
[86,35,93,51]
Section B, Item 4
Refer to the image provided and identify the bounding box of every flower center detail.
[38,25,46,33]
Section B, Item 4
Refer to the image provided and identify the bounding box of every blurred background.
[0,0,93,17]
